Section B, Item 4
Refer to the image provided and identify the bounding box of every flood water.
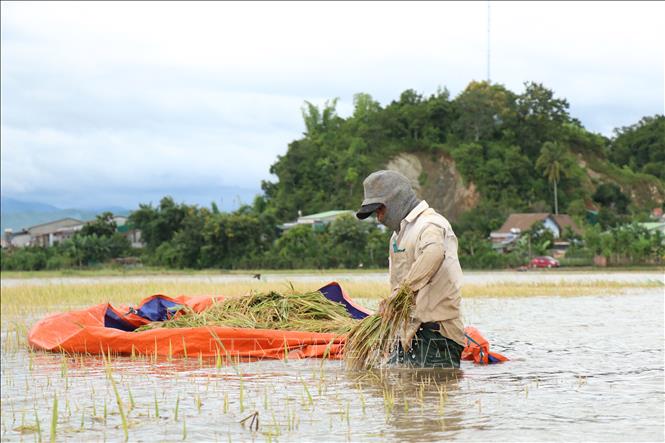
[1,287,664,441]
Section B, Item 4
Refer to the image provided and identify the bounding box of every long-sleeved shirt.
[389,200,465,348]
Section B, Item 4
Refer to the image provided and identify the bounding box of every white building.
[27,218,85,247]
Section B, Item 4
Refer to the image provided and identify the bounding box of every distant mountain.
[1,197,61,214]
[0,197,131,233]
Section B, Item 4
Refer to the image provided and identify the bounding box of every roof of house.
[551,214,583,235]
[495,213,551,234]
[495,213,582,236]
[27,218,84,235]
[638,222,665,233]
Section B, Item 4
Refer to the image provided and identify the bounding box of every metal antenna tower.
[487,0,491,83]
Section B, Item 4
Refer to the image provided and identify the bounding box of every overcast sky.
[1,1,663,210]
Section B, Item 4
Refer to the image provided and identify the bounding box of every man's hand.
[377,288,402,317]
[377,298,388,316]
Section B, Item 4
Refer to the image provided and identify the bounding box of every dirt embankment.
[386,151,664,221]
[386,152,480,222]
[576,155,665,208]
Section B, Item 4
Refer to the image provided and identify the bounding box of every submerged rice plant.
[344,286,414,370]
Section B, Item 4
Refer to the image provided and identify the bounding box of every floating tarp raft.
[28,282,506,364]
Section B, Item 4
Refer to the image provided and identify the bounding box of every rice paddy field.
[1,270,664,442]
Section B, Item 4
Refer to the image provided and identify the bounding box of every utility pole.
[487,0,491,83]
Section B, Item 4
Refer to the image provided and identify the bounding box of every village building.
[638,221,665,236]
[1,215,145,249]
[278,209,376,232]
[490,213,582,255]
[115,217,144,248]
[26,218,85,247]
[3,229,32,248]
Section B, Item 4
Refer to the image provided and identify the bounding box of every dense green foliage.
[262,81,663,243]
[608,115,665,180]
[583,223,665,266]
[126,197,390,269]
[2,81,663,271]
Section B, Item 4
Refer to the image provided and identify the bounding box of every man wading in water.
[356,170,465,368]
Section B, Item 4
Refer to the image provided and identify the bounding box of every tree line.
[1,202,392,271]
[3,198,662,271]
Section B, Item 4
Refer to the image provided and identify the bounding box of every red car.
[530,256,560,268]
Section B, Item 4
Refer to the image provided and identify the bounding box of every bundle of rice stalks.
[135,289,356,335]
[344,286,414,370]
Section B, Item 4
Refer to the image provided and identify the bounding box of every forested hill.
[259,81,664,236]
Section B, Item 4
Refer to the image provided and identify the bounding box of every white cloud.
[1,1,663,208]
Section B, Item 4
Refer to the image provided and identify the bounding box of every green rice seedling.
[239,378,245,413]
[358,386,366,415]
[300,377,313,407]
[215,350,222,369]
[195,394,202,413]
[344,286,414,370]
[438,387,446,416]
[109,375,128,441]
[270,411,280,436]
[49,395,57,443]
[383,387,395,416]
[128,388,135,412]
[182,417,187,440]
[174,394,180,421]
[154,393,160,418]
[34,409,42,443]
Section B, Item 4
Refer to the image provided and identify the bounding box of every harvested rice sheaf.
[344,286,414,370]
[135,290,356,334]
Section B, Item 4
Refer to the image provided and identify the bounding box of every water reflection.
[347,368,465,441]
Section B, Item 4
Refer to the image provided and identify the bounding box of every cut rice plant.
[135,288,356,335]
[344,286,414,370]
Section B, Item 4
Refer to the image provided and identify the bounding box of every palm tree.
[536,141,570,214]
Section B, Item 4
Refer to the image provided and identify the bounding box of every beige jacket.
[388,200,466,348]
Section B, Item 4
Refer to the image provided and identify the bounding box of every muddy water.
[2,290,663,441]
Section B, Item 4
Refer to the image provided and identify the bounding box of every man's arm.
[403,224,445,292]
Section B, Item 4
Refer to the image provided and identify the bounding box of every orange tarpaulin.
[28,295,344,360]
[28,284,507,364]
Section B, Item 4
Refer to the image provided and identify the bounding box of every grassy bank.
[0,267,389,279]
[2,265,664,279]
